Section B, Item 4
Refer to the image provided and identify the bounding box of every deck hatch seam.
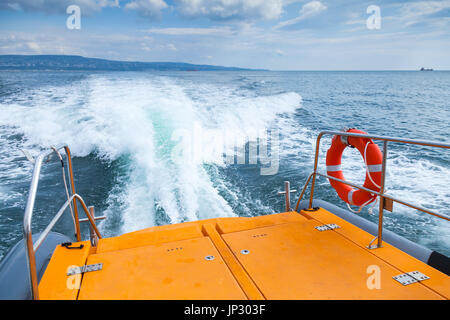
[75,247,91,300]
[201,223,266,300]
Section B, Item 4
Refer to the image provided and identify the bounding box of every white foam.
[0,73,303,234]
[3,72,446,254]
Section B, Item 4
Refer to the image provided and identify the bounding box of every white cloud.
[125,0,168,19]
[395,0,450,26]
[26,41,41,52]
[145,27,232,36]
[299,1,327,18]
[166,43,177,51]
[0,30,151,59]
[275,1,327,29]
[0,0,302,22]
[0,0,119,15]
[173,0,287,21]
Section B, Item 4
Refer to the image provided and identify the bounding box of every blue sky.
[0,0,449,70]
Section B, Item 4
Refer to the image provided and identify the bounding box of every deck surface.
[38,208,450,300]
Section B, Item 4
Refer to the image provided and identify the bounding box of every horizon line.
[0,54,446,72]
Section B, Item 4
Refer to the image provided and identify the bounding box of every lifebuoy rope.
[345,141,385,214]
[346,195,377,214]
[364,141,381,189]
[51,146,77,234]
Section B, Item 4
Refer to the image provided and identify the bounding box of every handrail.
[295,131,450,249]
[22,145,102,300]
[314,172,450,221]
[32,194,102,252]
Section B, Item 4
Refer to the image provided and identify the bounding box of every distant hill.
[0,55,263,71]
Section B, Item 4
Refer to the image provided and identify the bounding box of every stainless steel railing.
[292,131,450,249]
[22,145,104,300]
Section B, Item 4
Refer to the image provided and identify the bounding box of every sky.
[0,0,449,70]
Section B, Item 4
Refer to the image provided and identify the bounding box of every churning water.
[0,70,449,259]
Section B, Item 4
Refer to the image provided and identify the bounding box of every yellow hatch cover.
[78,236,247,300]
[222,221,441,299]
[38,208,450,300]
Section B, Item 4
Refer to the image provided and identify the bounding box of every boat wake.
[0,73,302,236]
[0,71,448,257]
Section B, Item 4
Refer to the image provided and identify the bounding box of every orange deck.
[38,208,450,300]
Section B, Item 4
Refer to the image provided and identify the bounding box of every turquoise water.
[0,70,449,259]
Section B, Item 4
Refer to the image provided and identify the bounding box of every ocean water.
[0,70,449,260]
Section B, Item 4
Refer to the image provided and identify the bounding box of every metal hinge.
[315,224,340,231]
[67,263,103,276]
[393,271,429,286]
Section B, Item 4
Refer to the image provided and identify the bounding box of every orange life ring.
[326,129,382,207]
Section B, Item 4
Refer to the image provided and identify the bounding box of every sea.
[0,70,449,260]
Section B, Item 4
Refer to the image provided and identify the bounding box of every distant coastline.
[0,56,447,72]
[0,55,267,72]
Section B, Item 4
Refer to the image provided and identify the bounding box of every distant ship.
[420,67,433,71]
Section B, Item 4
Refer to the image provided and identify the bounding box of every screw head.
[241,249,250,255]
[205,255,215,261]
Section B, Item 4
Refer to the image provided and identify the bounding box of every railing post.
[88,206,99,246]
[376,141,388,248]
[23,156,44,300]
[278,181,297,212]
[24,234,39,300]
[309,133,324,209]
[285,181,291,211]
[64,146,81,242]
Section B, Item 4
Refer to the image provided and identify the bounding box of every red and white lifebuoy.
[326,129,382,208]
